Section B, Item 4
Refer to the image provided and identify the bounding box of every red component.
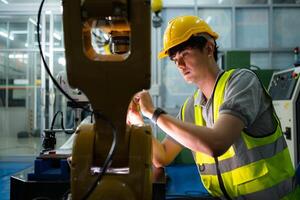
[294,47,299,54]
[49,150,56,154]
[292,72,298,78]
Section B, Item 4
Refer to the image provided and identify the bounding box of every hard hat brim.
[158,50,168,59]
[157,32,218,59]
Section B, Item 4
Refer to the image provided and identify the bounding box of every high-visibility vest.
[181,69,296,199]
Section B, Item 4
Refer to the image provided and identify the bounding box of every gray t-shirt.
[176,68,277,138]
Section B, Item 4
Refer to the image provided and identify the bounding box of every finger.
[134,96,140,103]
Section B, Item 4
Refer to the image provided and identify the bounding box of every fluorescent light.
[58,57,66,66]
[0,31,14,40]
[44,52,50,57]
[16,54,28,59]
[8,54,29,64]
[205,16,212,24]
[14,79,29,85]
[29,18,37,26]
[9,54,28,59]
[45,10,52,15]
[9,34,14,40]
[1,0,8,4]
[0,31,8,38]
[10,30,27,35]
[218,0,223,4]
[53,32,62,40]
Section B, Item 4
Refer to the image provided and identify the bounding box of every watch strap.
[151,108,167,124]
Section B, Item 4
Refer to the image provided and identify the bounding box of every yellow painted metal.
[62,0,152,199]
[71,124,152,200]
[151,0,163,13]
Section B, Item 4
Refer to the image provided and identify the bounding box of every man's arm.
[127,98,183,167]
[136,90,245,157]
[152,136,183,168]
[155,112,244,157]
[135,91,245,156]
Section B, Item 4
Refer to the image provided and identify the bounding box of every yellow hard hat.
[158,15,219,59]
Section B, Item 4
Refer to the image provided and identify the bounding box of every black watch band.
[151,108,167,124]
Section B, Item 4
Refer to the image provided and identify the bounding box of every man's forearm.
[152,136,168,168]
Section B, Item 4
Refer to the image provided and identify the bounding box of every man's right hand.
[134,90,155,119]
[126,99,144,126]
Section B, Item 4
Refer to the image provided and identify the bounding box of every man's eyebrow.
[169,54,176,61]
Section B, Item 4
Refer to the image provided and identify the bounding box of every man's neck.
[197,64,220,99]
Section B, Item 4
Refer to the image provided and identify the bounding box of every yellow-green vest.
[181,70,296,199]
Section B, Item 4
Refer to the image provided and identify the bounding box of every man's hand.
[134,90,155,119]
[126,99,144,125]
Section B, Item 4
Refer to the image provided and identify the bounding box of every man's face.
[170,47,209,84]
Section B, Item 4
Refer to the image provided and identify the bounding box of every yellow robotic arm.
[62,0,152,199]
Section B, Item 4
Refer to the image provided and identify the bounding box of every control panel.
[269,70,299,100]
[269,67,300,167]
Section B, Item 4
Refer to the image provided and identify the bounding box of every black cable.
[50,110,74,134]
[37,0,91,115]
[90,112,94,123]
[81,114,117,200]
[37,1,118,199]
[50,111,63,130]
[60,111,74,134]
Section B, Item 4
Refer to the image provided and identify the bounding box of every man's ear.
[206,41,214,55]
[206,41,215,56]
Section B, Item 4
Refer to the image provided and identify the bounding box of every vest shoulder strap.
[213,69,235,122]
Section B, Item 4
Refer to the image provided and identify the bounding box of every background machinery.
[269,66,300,167]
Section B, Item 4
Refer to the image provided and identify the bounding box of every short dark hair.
[168,35,219,62]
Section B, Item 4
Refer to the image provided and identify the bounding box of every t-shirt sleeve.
[219,69,264,128]
[176,106,183,121]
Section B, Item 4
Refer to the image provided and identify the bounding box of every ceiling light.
[205,16,212,24]
[53,32,62,40]
[58,57,66,66]
[1,0,8,4]
[29,18,37,26]
[0,31,14,40]
[9,54,28,59]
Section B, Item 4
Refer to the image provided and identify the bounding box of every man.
[127,15,298,199]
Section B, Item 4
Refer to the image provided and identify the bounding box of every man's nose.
[177,58,186,69]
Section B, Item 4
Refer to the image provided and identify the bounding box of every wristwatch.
[151,107,167,124]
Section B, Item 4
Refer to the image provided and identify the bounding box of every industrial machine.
[222,50,276,88]
[269,66,300,167]
[62,0,153,199]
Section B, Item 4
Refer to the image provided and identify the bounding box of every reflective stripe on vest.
[181,70,295,199]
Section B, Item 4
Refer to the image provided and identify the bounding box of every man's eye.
[182,52,189,58]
